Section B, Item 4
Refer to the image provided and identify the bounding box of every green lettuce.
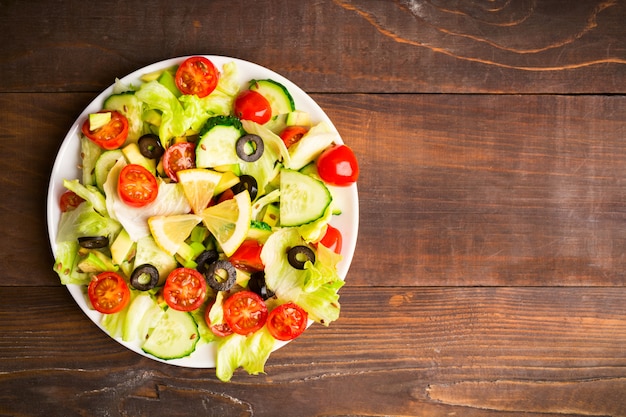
[260,228,344,325]
[55,202,121,243]
[136,80,188,144]
[215,327,275,382]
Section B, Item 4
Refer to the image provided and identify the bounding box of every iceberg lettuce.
[261,228,343,325]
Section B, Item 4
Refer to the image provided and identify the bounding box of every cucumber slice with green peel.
[94,149,124,191]
[279,169,332,227]
[142,308,199,360]
[249,79,295,116]
[103,91,144,142]
[196,124,244,168]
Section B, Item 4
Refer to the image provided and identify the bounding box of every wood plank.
[5,92,625,287]
[1,0,625,94]
[1,286,625,416]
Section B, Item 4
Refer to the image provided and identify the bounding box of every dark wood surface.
[3,0,626,415]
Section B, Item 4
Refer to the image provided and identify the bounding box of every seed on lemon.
[177,168,224,214]
[148,214,202,256]
[200,190,252,256]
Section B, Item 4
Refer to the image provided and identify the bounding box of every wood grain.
[2,286,625,416]
[1,0,625,94]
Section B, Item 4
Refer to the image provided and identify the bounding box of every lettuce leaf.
[55,202,121,243]
[260,228,343,325]
[215,327,275,382]
[136,80,188,144]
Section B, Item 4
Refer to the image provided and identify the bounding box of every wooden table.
[3,1,626,415]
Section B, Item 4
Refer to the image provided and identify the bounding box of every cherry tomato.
[117,164,159,207]
[162,142,195,182]
[319,224,343,254]
[316,144,359,186]
[234,90,272,124]
[175,56,219,98]
[88,271,131,314]
[81,110,129,150]
[267,302,308,341]
[59,190,84,212]
[214,188,234,205]
[229,240,264,272]
[222,291,268,336]
[204,302,234,337]
[279,126,308,148]
[163,268,207,312]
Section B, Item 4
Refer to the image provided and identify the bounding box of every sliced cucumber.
[249,79,295,116]
[196,124,244,168]
[103,91,143,141]
[122,292,163,343]
[134,236,177,286]
[279,169,332,227]
[142,308,199,360]
[94,149,124,191]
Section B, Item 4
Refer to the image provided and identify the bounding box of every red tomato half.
[117,164,159,207]
[81,110,129,150]
[229,240,264,272]
[267,302,308,341]
[175,56,219,98]
[163,268,207,312]
[319,224,343,254]
[279,126,308,148]
[163,142,196,182]
[234,90,272,124]
[223,291,268,336]
[59,190,85,212]
[88,271,131,314]
[316,144,359,186]
[204,302,234,337]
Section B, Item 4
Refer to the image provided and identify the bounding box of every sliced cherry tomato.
[214,188,234,205]
[81,110,129,150]
[163,268,207,312]
[223,291,268,336]
[319,224,343,254]
[59,190,85,212]
[175,56,219,98]
[162,142,196,182]
[279,126,308,148]
[316,144,359,186]
[88,271,131,314]
[267,302,308,341]
[229,240,264,272]
[117,164,159,207]
[204,302,234,337]
[234,89,272,124]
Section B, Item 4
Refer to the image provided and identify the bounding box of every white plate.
[46,55,359,368]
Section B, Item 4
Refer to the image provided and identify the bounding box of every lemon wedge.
[177,168,224,214]
[148,214,202,256]
[200,191,252,256]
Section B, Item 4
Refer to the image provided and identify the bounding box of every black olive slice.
[287,246,316,270]
[231,174,258,200]
[204,260,237,292]
[138,134,165,160]
[248,271,275,300]
[195,249,219,274]
[236,134,264,162]
[130,264,160,291]
[78,236,109,249]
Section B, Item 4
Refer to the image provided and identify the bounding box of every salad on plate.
[47,56,359,381]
